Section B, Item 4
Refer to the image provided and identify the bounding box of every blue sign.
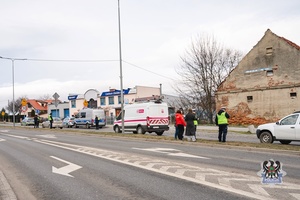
[68,95,78,100]
[36,109,40,114]
[101,88,130,97]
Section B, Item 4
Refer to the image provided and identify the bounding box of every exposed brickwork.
[227,102,279,126]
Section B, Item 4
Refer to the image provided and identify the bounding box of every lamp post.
[117,0,125,133]
[0,56,27,127]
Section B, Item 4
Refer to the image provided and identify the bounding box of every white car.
[256,112,300,144]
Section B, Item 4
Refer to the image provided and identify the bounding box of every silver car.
[62,117,75,128]
[21,117,35,126]
[42,117,63,129]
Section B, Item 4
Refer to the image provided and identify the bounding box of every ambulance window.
[81,112,86,118]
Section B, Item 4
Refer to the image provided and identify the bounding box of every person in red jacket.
[175,110,186,140]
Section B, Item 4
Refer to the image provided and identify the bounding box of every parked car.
[42,117,63,129]
[62,116,75,128]
[256,113,300,144]
[21,117,35,126]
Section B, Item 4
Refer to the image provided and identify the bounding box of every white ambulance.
[74,108,106,129]
[113,100,169,135]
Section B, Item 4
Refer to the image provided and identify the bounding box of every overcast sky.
[1,0,300,109]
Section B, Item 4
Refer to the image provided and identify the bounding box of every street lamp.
[0,56,27,127]
[117,0,125,133]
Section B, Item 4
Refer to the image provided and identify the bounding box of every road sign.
[36,109,40,114]
[1,111,4,116]
[53,92,60,107]
[21,98,27,106]
[21,106,28,112]
[83,100,88,107]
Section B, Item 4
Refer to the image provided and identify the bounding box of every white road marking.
[132,147,210,159]
[0,138,6,142]
[50,156,82,177]
[0,130,9,133]
[36,134,57,139]
[3,134,300,199]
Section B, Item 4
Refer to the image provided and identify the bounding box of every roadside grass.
[77,130,300,152]
[3,126,300,152]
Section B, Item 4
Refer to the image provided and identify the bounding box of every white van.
[113,101,169,135]
[74,108,106,129]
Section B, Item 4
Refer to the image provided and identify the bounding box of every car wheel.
[137,126,145,134]
[114,125,121,133]
[279,140,291,145]
[259,132,273,143]
[86,123,90,129]
[156,131,164,136]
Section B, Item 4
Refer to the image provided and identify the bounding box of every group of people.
[174,106,230,142]
[174,108,198,141]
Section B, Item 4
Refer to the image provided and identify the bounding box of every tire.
[259,131,273,143]
[114,125,121,133]
[156,131,164,136]
[137,126,145,134]
[280,140,291,145]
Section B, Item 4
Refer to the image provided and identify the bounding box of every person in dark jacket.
[95,115,99,130]
[185,108,197,141]
[215,107,230,142]
[34,115,39,128]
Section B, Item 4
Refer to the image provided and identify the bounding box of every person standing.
[185,109,197,142]
[175,110,186,140]
[193,112,198,139]
[48,113,53,129]
[215,107,230,142]
[95,115,99,130]
[34,115,38,128]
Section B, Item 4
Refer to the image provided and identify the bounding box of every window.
[80,112,86,118]
[290,92,297,98]
[266,47,273,56]
[247,96,253,102]
[71,100,76,108]
[280,114,299,125]
[100,97,106,106]
[109,97,114,105]
[118,96,121,104]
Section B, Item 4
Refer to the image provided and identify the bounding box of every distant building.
[215,29,300,125]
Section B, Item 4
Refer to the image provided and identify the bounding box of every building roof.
[27,99,48,111]
[267,29,300,51]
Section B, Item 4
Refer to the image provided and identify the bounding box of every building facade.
[215,29,300,125]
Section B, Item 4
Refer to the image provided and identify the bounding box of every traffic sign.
[1,111,5,116]
[83,100,88,107]
[21,106,28,112]
[21,98,27,106]
[53,92,60,107]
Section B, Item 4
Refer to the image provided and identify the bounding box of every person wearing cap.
[215,106,230,142]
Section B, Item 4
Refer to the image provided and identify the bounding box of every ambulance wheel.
[114,125,121,133]
[156,131,164,136]
[137,126,145,134]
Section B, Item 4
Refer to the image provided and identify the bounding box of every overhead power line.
[1,56,175,81]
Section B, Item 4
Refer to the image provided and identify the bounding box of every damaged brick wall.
[227,102,279,126]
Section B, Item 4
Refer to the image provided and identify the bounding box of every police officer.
[48,113,53,129]
[215,106,230,142]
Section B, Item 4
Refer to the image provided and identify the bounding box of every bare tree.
[175,34,242,123]
[6,96,27,114]
[39,94,52,101]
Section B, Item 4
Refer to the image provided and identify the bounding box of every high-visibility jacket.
[217,112,228,125]
[193,119,198,126]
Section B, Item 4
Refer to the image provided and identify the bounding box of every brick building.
[215,29,300,125]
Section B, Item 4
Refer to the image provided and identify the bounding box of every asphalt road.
[0,127,299,200]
